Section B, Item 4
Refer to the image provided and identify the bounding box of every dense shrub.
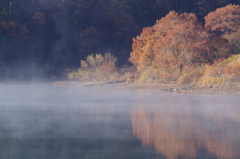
[223,32,240,55]
[68,53,117,81]
[198,55,240,87]
[137,67,160,83]
[129,5,240,85]
[178,65,205,84]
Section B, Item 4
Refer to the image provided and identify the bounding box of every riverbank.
[129,83,240,95]
[52,81,240,95]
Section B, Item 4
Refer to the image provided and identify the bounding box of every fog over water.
[0,83,240,159]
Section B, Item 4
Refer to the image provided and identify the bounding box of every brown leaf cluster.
[205,4,240,35]
[0,20,29,41]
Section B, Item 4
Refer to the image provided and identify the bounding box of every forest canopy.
[0,0,240,80]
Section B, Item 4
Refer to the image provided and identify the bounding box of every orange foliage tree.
[154,17,212,79]
[129,27,156,71]
[129,11,213,80]
[204,4,240,35]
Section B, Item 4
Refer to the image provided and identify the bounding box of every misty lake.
[0,83,240,159]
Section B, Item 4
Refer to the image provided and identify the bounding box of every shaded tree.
[197,0,210,17]
[224,32,240,55]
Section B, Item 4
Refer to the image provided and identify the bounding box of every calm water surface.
[0,83,239,159]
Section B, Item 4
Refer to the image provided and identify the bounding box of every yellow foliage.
[80,60,88,68]
[68,53,117,81]
[178,65,205,84]
[67,72,80,80]
[103,52,117,63]
[137,67,160,83]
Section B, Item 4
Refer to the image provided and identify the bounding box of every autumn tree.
[204,4,240,35]
[129,11,190,72]
[129,27,156,71]
[129,11,214,81]
[154,22,212,80]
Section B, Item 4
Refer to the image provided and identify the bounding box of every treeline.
[0,0,240,80]
[71,4,240,87]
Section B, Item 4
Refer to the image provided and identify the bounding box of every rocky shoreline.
[129,83,240,95]
[52,81,240,95]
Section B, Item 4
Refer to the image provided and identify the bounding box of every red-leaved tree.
[129,11,214,80]
[129,27,156,71]
[204,4,240,35]
[154,21,212,79]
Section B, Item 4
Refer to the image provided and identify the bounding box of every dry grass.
[198,55,240,87]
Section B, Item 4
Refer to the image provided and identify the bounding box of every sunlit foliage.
[204,4,240,35]
[130,11,213,81]
[199,55,240,87]
[153,12,211,80]
[129,27,156,71]
[68,53,117,81]
[129,5,240,84]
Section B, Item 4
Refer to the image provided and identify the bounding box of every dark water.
[0,84,239,159]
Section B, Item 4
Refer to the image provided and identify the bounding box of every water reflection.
[132,101,240,159]
[1,84,240,159]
